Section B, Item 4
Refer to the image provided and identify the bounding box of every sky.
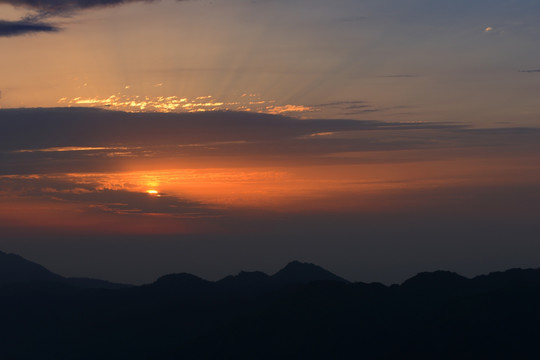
[0,0,539,284]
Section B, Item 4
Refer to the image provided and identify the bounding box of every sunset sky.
[1,0,539,284]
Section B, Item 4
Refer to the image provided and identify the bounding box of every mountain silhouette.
[217,271,272,294]
[271,260,348,284]
[402,270,468,290]
[143,261,348,297]
[472,268,540,291]
[153,272,210,288]
[2,250,540,359]
[0,250,64,284]
[400,270,471,299]
[0,250,129,289]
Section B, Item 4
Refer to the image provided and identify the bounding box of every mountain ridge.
[2,250,540,359]
[4,249,540,290]
[0,251,350,290]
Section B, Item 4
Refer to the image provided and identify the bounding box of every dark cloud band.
[0,0,153,13]
[0,19,59,36]
[1,107,539,176]
[0,0,181,37]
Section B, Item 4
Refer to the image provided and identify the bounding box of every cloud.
[264,105,314,115]
[0,107,425,154]
[59,189,221,216]
[0,19,59,36]
[0,107,539,177]
[0,0,186,37]
[57,93,315,114]
[313,100,381,115]
[0,174,220,217]
[0,0,157,14]
[519,69,540,73]
[315,101,368,107]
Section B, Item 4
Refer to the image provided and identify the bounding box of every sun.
[146,189,159,195]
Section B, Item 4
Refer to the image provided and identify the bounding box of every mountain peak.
[154,273,208,285]
[217,270,269,282]
[0,250,129,289]
[150,273,211,290]
[0,251,63,284]
[401,270,469,293]
[272,261,348,285]
[216,271,272,293]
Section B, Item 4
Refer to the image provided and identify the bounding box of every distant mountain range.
[1,250,540,359]
[0,250,346,290]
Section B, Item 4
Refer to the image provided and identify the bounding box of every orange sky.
[1,0,540,283]
[2,149,539,236]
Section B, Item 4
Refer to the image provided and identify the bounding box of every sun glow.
[146,189,159,195]
[57,94,314,115]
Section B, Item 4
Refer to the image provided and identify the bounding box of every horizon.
[3,248,538,287]
[1,0,540,285]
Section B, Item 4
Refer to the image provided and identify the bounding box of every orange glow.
[146,189,161,197]
[2,146,539,236]
[264,104,314,115]
[15,146,130,153]
[0,197,192,236]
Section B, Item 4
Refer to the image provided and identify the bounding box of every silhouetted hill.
[401,270,471,300]
[271,261,348,284]
[153,273,210,288]
[402,270,468,290]
[144,262,347,297]
[2,251,540,359]
[66,277,132,289]
[217,271,272,294]
[146,273,214,295]
[472,268,540,290]
[0,250,64,284]
[0,250,129,289]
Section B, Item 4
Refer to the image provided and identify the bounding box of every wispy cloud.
[265,105,314,115]
[313,100,379,115]
[315,101,368,107]
[14,146,131,153]
[0,174,221,217]
[61,189,221,217]
[57,94,312,115]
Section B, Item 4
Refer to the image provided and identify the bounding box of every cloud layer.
[1,107,539,175]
